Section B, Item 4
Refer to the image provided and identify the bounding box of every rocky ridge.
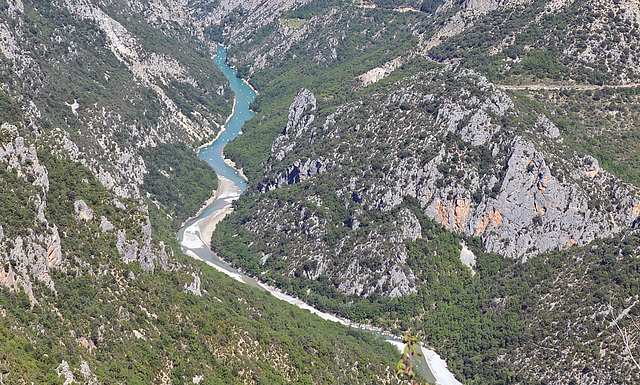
[0,0,232,198]
[228,68,640,299]
[428,0,640,84]
[0,124,58,306]
[0,123,171,308]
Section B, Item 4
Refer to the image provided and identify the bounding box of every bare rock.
[271,88,317,162]
[56,360,75,385]
[386,264,417,297]
[399,209,421,241]
[184,272,202,296]
[116,229,138,264]
[285,88,316,137]
[138,246,156,272]
[460,242,476,275]
[7,0,24,15]
[0,131,49,191]
[260,158,328,192]
[80,360,98,385]
[46,227,62,268]
[133,329,147,340]
[358,56,404,87]
[74,200,94,222]
[489,297,507,314]
[77,336,96,352]
[536,114,561,140]
[0,263,16,289]
[100,216,115,232]
[51,128,85,163]
[141,217,152,245]
[462,0,507,13]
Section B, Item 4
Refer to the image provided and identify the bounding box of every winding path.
[496,83,640,91]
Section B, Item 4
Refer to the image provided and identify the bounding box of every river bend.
[177,44,462,385]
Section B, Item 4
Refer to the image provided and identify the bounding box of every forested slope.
[200,0,640,383]
[0,1,402,383]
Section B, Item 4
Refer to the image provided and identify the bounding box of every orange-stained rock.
[454,199,470,232]
[490,209,502,227]
[633,202,640,218]
[475,208,502,235]
[435,199,451,229]
[77,336,96,352]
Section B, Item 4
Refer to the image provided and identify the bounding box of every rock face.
[228,68,640,298]
[467,137,618,260]
[184,272,202,296]
[56,360,75,385]
[116,218,169,272]
[74,200,94,222]
[0,124,49,191]
[271,88,317,161]
[0,127,59,305]
[100,216,115,232]
[459,242,476,274]
[260,89,327,192]
[0,1,232,198]
[0,0,234,303]
[358,56,404,87]
[0,125,173,305]
[462,0,508,13]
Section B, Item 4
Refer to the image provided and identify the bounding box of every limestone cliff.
[0,124,170,307]
[223,68,640,301]
[0,0,232,198]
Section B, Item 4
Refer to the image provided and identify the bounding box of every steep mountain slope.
[1,0,233,199]
[0,1,402,383]
[0,124,400,384]
[215,68,640,295]
[204,0,640,383]
[428,0,640,85]
[0,0,229,304]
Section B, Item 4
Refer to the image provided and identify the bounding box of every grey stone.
[56,360,75,385]
[399,209,421,241]
[460,242,476,275]
[184,272,202,296]
[74,200,94,222]
[462,0,506,13]
[100,216,115,233]
[536,114,561,139]
[271,88,317,162]
[284,88,316,137]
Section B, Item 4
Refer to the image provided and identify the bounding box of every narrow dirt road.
[496,83,640,91]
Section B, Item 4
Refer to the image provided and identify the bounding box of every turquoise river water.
[177,45,460,385]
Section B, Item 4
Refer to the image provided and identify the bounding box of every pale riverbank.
[196,176,240,244]
[179,44,463,385]
[181,176,240,249]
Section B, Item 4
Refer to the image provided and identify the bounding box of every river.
[178,44,462,385]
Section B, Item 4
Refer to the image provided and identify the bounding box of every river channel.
[177,44,461,385]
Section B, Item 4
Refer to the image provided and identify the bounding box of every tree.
[396,332,432,385]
